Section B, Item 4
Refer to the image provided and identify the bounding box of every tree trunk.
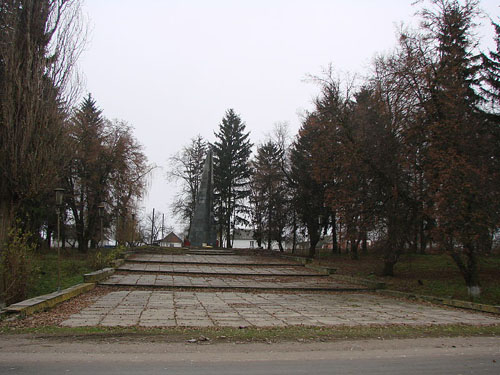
[0,199,15,253]
[77,231,88,253]
[278,239,283,252]
[331,212,338,254]
[419,220,426,255]
[382,260,396,276]
[308,223,320,259]
[0,199,15,307]
[218,223,223,248]
[350,240,359,260]
[308,245,316,258]
[450,245,481,300]
[225,208,232,248]
[361,232,367,254]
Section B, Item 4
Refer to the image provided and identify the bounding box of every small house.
[159,232,183,248]
[232,229,256,249]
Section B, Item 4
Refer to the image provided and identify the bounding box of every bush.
[0,227,38,305]
[87,246,126,270]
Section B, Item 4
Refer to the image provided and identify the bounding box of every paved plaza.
[61,290,500,328]
[53,250,500,329]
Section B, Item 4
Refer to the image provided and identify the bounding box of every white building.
[232,229,257,249]
[159,232,183,248]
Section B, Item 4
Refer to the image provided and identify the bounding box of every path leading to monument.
[60,290,500,328]
[50,250,500,328]
[103,252,364,291]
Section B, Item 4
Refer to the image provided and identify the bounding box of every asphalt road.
[0,355,499,375]
[0,336,498,375]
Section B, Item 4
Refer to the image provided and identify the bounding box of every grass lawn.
[313,251,500,305]
[28,248,118,298]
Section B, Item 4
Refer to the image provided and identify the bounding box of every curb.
[378,289,500,315]
[330,274,386,290]
[4,283,95,317]
[83,268,115,283]
[304,264,337,275]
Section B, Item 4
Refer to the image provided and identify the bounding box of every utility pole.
[151,208,155,245]
[162,213,165,240]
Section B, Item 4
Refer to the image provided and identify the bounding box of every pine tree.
[290,115,329,258]
[420,0,497,298]
[213,109,253,248]
[481,21,500,114]
[65,94,107,252]
[251,141,289,250]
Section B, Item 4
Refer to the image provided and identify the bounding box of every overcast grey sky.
[79,0,499,231]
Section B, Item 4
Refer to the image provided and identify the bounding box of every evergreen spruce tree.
[213,109,253,248]
[481,21,500,113]
[252,141,289,250]
[421,0,496,298]
[290,115,328,258]
[65,94,107,252]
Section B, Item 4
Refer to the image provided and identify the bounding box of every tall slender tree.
[290,115,329,258]
[168,135,208,234]
[213,109,253,248]
[0,0,84,246]
[251,141,289,250]
[418,0,497,298]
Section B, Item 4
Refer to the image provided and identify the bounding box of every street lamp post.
[98,203,105,248]
[54,188,64,292]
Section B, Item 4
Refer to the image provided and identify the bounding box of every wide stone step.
[187,251,236,255]
[127,254,300,267]
[117,263,324,277]
[99,273,370,292]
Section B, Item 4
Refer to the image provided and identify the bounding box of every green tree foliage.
[290,116,329,258]
[213,109,253,248]
[251,141,289,250]
[481,21,500,114]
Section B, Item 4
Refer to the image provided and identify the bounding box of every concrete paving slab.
[60,290,500,328]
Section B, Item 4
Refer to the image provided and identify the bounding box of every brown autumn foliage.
[64,95,151,252]
[301,0,500,298]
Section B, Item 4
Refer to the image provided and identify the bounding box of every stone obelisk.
[189,149,217,247]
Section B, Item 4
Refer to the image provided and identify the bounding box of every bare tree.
[167,135,208,235]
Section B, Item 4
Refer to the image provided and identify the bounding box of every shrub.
[87,246,126,270]
[0,227,38,305]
